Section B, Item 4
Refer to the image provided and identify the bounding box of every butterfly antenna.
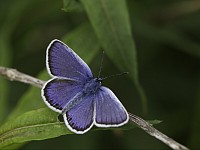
[98,51,104,79]
[101,72,129,80]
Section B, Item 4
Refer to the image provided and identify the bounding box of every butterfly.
[41,39,129,134]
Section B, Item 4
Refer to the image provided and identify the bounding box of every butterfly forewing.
[47,39,93,81]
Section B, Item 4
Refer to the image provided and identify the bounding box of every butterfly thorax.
[82,78,101,94]
[61,78,101,114]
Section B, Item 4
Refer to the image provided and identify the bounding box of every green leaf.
[81,0,138,78]
[62,0,84,12]
[0,108,71,149]
[81,0,147,112]
[133,19,200,58]
[0,107,161,149]
[62,22,100,64]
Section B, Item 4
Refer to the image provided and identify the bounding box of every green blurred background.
[0,0,200,149]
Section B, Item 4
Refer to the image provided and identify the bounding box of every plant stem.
[0,66,189,150]
[128,113,189,150]
[0,66,45,88]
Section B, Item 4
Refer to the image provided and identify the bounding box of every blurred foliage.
[0,0,200,149]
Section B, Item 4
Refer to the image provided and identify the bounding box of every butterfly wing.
[46,39,93,81]
[63,94,95,134]
[95,86,129,127]
[42,78,84,113]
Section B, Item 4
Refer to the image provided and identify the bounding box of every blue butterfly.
[41,39,129,134]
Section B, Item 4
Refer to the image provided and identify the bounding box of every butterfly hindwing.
[47,39,93,81]
[63,94,95,134]
[94,86,129,127]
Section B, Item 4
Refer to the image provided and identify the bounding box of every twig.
[0,66,45,88]
[0,66,189,150]
[128,113,189,150]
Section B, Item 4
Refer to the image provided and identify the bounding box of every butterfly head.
[96,77,103,82]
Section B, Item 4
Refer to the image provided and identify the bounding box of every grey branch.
[128,113,189,150]
[0,66,189,150]
[0,66,45,88]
